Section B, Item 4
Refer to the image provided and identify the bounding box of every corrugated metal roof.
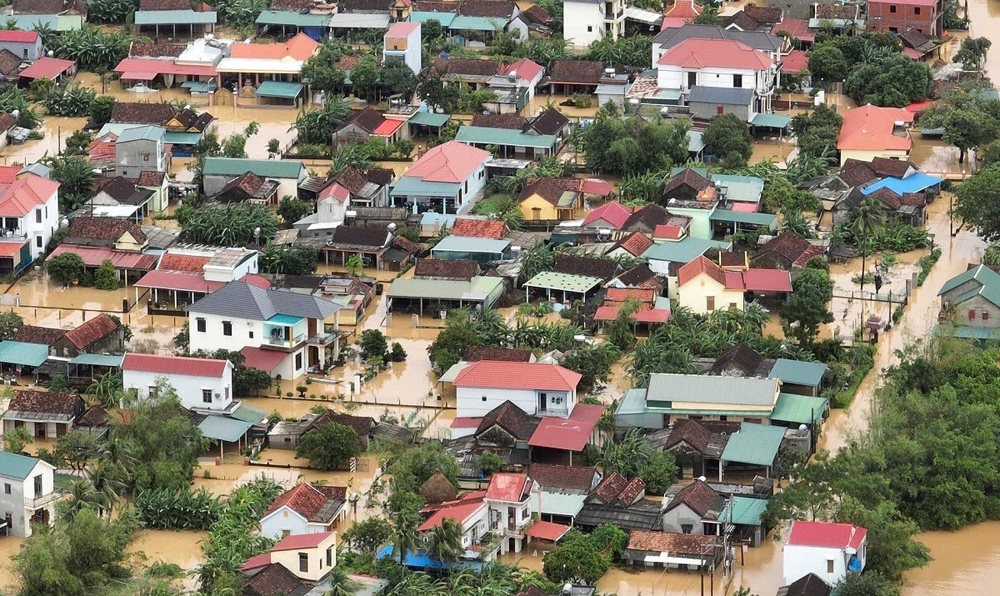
[117,125,165,142]
[328,12,390,28]
[69,353,125,367]
[386,276,504,305]
[450,15,505,30]
[256,10,331,26]
[456,126,557,149]
[135,9,218,24]
[230,402,267,423]
[256,80,303,99]
[642,236,731,263]
[163,132,203,145]
[431,235,510,254]
[524,271,603,293]
[750,113,792,128]
[769,358,827,387]
[409,111,452,127]
[410,10,457,26]
[720,422,785,466]
[0,451,43,480]
[770,393,827,425]
[727,496,767,526]
[204,157,304,178]
[198,416,253,442]
[709,210,778,230]
[712,174,764,203]
[535,490,586,517]
[390,175,460,198]
[647,373,778,406]
[0,341,49,367]
[688,86,754,105]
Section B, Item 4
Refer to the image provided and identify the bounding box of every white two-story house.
[655,38,779,121]
[784,521,867,587]
[452,361,581,419]
[484,473,534,555]
[418,492,492,561]
[187,280,342,380]
[383,21,421,76]
[563,0,624,48]
[242,531,338,583]
[0,451,56,538]
[122,353,234,411]
[0,171,60,269]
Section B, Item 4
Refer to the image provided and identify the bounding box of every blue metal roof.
[432,235,511,254]
[268,313,303,325]
[0,451,42,480]
[861,173,943,196]
[0,341,49,367]
[391,176,461,198]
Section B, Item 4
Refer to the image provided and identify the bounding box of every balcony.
[262,332,306,351]
[27,492,55,509]
[307,331,342,346]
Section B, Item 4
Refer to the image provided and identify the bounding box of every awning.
[771,393,827,425]
[0,341,49,367]
[750,113,792,129]
[526,521,571,542]
[120,71,157,81]
[134,270,222,293]
[230,402,267,424]
[198,416,253,442]
[409,112,451,127]
[256,80,303,99]
[69,353,125,367]
[438,361,470,384]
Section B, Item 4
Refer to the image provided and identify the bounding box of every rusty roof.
[0,50,21,77]
[470,113,527,129]
[623,204,673,232]
[244,563,310,596]
[662,418,713,453]
[13,324,66,345]
[112,102,175,125]
[414,258,480,279]
[663,479,725,517]
[9,390,77,415]
[463,346,532,362]
[528,463,598,492]
[344,107,386,133]
[451,218,507,239]
[549,60,605,84]
[446,58,506,77]
[475,400,537,441]
[627,530,717,555]
[129,42,185,58]
[67,217,147,247]
[553,253,619,281]
[64,313,119,350]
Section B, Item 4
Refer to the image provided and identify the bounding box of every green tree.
[703,112,753,166]
[791,104,844,162]
[190,349,271,397]
[380,58,419,99]
[955,164,1000,242]
[2,426,32,453]
[428,309,481,373]
[181,203,278,246]
[294,97,352,146]
[343,516,393,558]
[359,329,389,361]
[833,572,900,596]
[954,36,992,71]
[0,309,22,339]
[542,535,609,585]
[44,156,94,211]
[808,42,849,81]
[693,6,720,24]
[422,19,444,43]
[844,54,932,106]
[296,421,363,471]
[559,342,621,393]
[387,442,460,494]
[427,517,464,565]
[47,252,86,286]
[259,244,319,275]
[276,196,312,226]
[418,76,460,113]
[63,130,92,157]
[93,259,120,290]
[779,268,834,345]
[345,253,366,276]
[851,197,888,244]
[351,55,380,102]
[55,430,102,471]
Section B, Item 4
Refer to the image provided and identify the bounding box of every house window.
[3,484,9,494]
[729,302,738,310]
[706,296,716,311]
[745,417,762,424]
[326,547,333,567]
[733,74,743,88]
[914,6,920,13]
[983,310,990,321]
[35,209,41,223]
[688,72,696,88]
[587,25,593,32]
[142,153,150,162]
[681,524,693,534]
[22,49,26,59]
[225,387,230,401]
[532,208,541,220]
[202,389,212,403]
[295,353,303,370]
[522,507,528,518]
[826,559,835,573]
[33,475,42,495]
[222,321,232,336]
[716,106,724,115]
[969,309,977,320]
[299,553,308,572]
[35,236,42,248]
[249,331,254,339]
[482,396,488,401]
[149,385,158,398]
[196,318,206,332]
[889,4,896,11]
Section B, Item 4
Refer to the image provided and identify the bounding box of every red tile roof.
[678,255,727,286]
[123,353,229,377]
[525,520,570,541]
[229,33,318,62]
[19,58,75,80]
[730,268,792,292]
[264,483,346,522]
[451,217,507,239]
[238,346,287,374]
[501,58,544,83]
[614,232,653,257]
[606,287,655,303]
[134,270,225,293]
[418,496,485,531]
[485,472,532,502]
[0,175,59,217]
[47,245,157,271]
[271,531,334,551]
[594,304,671,324]
[0,30,38,43]
[241,553,272,571]
[583,201,632,228]
[657,39,773,70]
[837,104,914,152]
[627,530,716,555]
[783,49,809,73]
[405,141,490,184]
[373,119,404,137]
[528,403,604,452]
[787,521,868,549]
[663,479,723,516]
[663,0,702,19]
[159,253,210,272]
[453,361,581,392]
[653,223,685,240]
[64,313,118,350]
[386,21,420,36]
[772,18,815,43]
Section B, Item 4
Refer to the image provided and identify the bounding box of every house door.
[508,507,515,531]
[538,393,547,413]
[35,423,45,439]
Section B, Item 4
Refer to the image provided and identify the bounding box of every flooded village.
[0,0,997,593]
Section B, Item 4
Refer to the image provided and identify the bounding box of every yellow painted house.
[677,255,744,314]
[517,177,614,223]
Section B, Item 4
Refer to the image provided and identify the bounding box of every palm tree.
[60,479,101,521]
[391,507,421,567]
[851,197,887,247]
[427,518,464,567]
[781,210,814,238]
[87,460,125,515]
[324,567,362,596]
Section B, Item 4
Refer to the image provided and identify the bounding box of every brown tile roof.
[719,250,748,268]
[663,479,724,517]
[451,218,507,239]
[678,255,726,286]
[870,157,912,178]
[613,232,654,257]
[95,177,140,203]
[616,264,660,288]
[67,217,147,246]
[553,253,619,281]
[138,171,166,187]
[785,573,833,596]
[527,108,569,135]
[213,171,272,201]
[868,187,902,210]
[590,471,627,503]
[549,60,605,84]
[724,11,761,31]
[0,111,16,132]
[519,178,576,207]
[623,204,673,231]
[517,587,550,596]
[755,232,813,264]
[901,192,926,206]
[244,563,311,596]
[111,102,175,125]
[627,530,716,555]
[308,411,375,443]
[14,324,66,345]
[9,390,77,415]
[899,28,934,51]
[329,226,389,248]
[520,4,552,25]
[459,0,516,17]
[392,235,420,254]
[364,167,395,186]
[446,58,506,77]
[139,0,190,10]
[76,405,109,427]
[331,167,369,195]
[475,400,537,441]
[618,477,646,504]
[662,418,712,453]
[339,0,391,11]
[663,168,713,197]
[337,55,361,71]
[414,0,457,11]
[13,0,87,14]
[463,346,532,362]
[129,43,185,58]
[0,50,22,77]
[414,258,480,279]
[838,159,879,188]
[814,3,857,19]
[709,343,764,377]
[65,313,119,350]
[159,253,209,272]
[470,113,527,129]
[743,4,781,23]
[344,107,386,133]
[528,463,598,492]
[264,483,348,522]
[269,0,315,9]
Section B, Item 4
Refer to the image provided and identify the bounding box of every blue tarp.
[862,173,943,196]
[376,545,483,571]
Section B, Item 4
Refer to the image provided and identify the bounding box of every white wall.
[260,507,314,540]
[204,252,259,283]
[656,66,763,92]
[784,544,853,587]
[24,192,59,260]
[271,532,337,582]
[459,163,488,209]
[20,463,53,502]
[487,498,531,533]
[563,0,603,47]
[317,196,349,226]
[456,387,573,418]
[123,366,233,411]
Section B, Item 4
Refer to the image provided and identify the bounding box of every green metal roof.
[391,175,461,198]
[727,497,768,526]
[0,341,49,367]
[432,235,510,254]
[135,9,218,25]
[450,15,505,30]
[642,237,731,263]
[648,373,779,406]
[410,11,456,26]
[938,264,1000,308]
[256,10,332,27]
[70,353,125,367]
[0,451,42,480]
[535,491,586,517]
[709,210,778,230]
[523,271,603,294]
[456,126,557,150]
[720,423,785,467]
[230,402,267,423]
[163,132,204,145]
[204,157,305,179]
[945,325,1000,340]
[711,174,765,203]
[118,125,164,142]
[750,113,792,129]
[256,80,304,99]
[409,111,452,127]
[386,276,505,307]
[769,358,827,387]
[770,393,827,425]
[198,416,253,443]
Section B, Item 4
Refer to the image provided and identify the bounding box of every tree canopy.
[579,105,690,176]
[297,421,364,471]
[955,164,1000,242]
[703,113,754,167]
[779,267,834,346]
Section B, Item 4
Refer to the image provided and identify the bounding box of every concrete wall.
[689,100,751,123]
[260,507,327,540]
[271,531,337,582]
[456,387,574,418]
[116,138,166,179]
[123,365,233,411]
[23,193,59,260]
[678,276,745,314]
[564,0,604,46]
[0,462,54,538]
[869,0,938,35]
[661,502,706,534]
[950,293,1000,328]
[0,38,42,61]
[783,542,865,586]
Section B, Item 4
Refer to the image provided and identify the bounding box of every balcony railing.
[27,492,55,509]
[307,332,339,345]
[264,333,306,347]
